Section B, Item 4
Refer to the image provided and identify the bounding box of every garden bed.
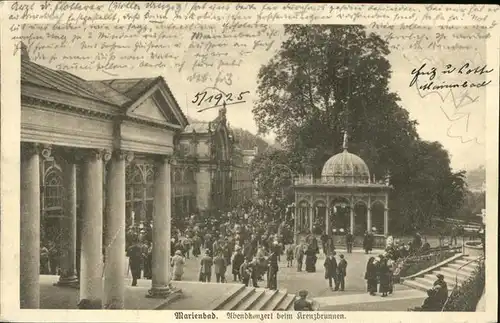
[443,260,485,311]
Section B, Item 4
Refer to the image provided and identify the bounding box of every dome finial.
[342,131,348,150]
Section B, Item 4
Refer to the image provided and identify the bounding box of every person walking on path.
[378,255,390,297]
[214,252,227,283]
[267,245,279,290]
[345,230,354,253]
[295,243,305,272]
[365,256,378,296]
[239,257,252,287]
[231,246,244,282]
[200,250,213,282]
[324,251,337,290]
[336,254,348,291]
[286,244,294,267]
[127,240,143,286]
[170,250,185,281]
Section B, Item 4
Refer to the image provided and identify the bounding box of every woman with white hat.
[170,249,185,281]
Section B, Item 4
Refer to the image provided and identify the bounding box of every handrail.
[440,255,485,311]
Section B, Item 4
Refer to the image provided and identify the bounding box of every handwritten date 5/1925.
[193,89,250,112]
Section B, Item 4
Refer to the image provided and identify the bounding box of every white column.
[104,150,131,309]
[325,209,329,235]
[367,195,372,233]
[309,207,313,233]
[384,208,389,236]
[56,155,78,287]
[148,156,179,298]
[20,143,44,308]
[350,207,355,234]
[80,149,108,307]
[367,207,372,233]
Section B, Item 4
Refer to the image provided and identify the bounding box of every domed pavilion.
[293,132,392,247]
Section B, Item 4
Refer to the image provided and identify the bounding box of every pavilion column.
[325,210,329,235]
[55,153,78,287]
[367,207,372,233]
[20,143,48,308]
[104,150,132,309]
[79,149,109,307]
[384,208,389,236]
[349,207,355,234]
[147,156,180,298]
[308,207,313,233]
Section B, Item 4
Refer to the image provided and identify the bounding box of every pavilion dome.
[320,133,371,184]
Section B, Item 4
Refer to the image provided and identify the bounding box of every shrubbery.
[443,260,485,311]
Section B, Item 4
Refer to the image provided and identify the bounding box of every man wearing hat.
[433,274,448,308]
[294,290,314,311]
[231,245,244,281]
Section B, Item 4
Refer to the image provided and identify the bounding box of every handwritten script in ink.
[8,2,498,88]
[193,89,251,112]
[409,63,493,90]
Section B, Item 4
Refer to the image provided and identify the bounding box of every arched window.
[145,165,155,199]
[44,168,63,211]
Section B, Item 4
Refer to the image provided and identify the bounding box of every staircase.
[214,286,296,311]
[402,255,480,293]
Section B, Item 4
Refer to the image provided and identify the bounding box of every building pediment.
[125,79,188,130]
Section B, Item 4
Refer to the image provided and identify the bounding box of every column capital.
[153,154,174,165]
[76,149,112,163]
[111,150,134,163]
[21,142,51,160]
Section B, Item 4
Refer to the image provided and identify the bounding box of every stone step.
[439,267,472,278]
[403,279,431,293]
[251,289,279,310]
[463,255,481,262]
[262,290,288,311]
[447,263,477,273]
[285,295,296,311]
[277,293,296,311]
[455,259,477,266]
[414,277,435,289]
[212,284,247,310]
[238,288,265,310]
[220,287,255,311]
[434,270,468,283]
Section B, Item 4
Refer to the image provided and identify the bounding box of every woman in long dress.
[305,245,316,272]
[378,255,390,297]
[365,257,378,295]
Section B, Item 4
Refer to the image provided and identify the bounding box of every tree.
[252,25,467,234]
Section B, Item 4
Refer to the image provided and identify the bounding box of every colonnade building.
[20,48,254,308]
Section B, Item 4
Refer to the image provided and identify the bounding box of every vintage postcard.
[0,2,498,323]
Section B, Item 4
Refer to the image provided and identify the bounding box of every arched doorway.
[329,197,350,234]
[312,200,326,235]
[371,201,385,234]
[354,202,368,235]
[297,200,310,234]
[125,163,155,244]
[42,165,64,247]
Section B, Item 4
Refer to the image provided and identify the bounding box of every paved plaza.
[155,247,426,311]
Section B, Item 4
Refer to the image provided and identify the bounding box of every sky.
[23,23,488,171]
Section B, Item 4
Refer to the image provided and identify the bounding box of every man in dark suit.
[267,244,279,290]
[323,251,337,290]
[336,254,348,291]
[345,230,354,253]
[127,240,143,286]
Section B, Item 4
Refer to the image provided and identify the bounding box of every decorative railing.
[294,175,389,186]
